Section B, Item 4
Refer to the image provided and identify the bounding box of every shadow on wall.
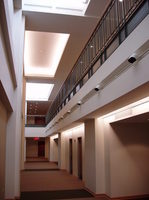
[108,121,149,197]
[111,122,149,146]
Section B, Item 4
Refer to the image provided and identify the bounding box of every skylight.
[24,31,69,77]
[22,0,90,16]
[26,83,54,101]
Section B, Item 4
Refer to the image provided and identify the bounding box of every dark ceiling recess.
[27,101,52,116]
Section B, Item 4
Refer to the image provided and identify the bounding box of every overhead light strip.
[100,97,149,123]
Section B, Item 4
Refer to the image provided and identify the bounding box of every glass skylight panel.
[22,0,90,16]
[26,83,54,101]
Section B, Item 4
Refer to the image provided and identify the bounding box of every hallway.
[0,0,149,199]
[21,161,102,200]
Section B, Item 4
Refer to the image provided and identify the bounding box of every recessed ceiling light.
[119,0,123,2]
[26,83,54,101]
[24,31,69,78]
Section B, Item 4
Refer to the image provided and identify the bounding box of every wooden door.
[78,137,82,179]
[69,139,73,174]
[38,141,45,157]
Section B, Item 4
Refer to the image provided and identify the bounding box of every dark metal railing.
[46,0,148,124]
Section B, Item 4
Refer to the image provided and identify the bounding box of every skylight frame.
[22,0,90,16]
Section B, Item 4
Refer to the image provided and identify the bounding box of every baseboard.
[111,194,149,199]
[95,193,149,200]
[84,187,110,199]
[84,188,149,200]
[95,193,111,200]
[84,187,96,197]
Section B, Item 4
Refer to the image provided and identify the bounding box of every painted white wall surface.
[0,101,7,199]
[0,0,25,198]
[50,136,58,162]
[95,118,149,198]
[46,14,149,136]
[95,118,106,194]
[25,127,46,137]
[84,120,96,193]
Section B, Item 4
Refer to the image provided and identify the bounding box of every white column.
[84,119,96,193]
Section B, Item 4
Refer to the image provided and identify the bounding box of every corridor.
[0,0,149,199]
[21,160,102,200]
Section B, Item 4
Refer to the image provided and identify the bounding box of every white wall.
[95,118,149,198]
[110,122,149,197]
[25,127,46,137]
[0,0,25,198]
[50,135,58,162]
[84,119,96,193]
[0,101,7,200]
[95,118,106,194]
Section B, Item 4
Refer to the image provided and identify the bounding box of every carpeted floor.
[24,161,59,169]
[24,168,60,171]
[21,189,93,200]
[21,162,106,200]
[26,157,49,162]
[21,170,84,192]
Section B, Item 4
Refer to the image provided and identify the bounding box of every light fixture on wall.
[94,84,101,92]
[77,100,82,106]
[128,53,137,63]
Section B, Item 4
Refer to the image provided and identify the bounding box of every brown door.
[38,141,45,157]
[78,137,82,179]
[69,139,73,174]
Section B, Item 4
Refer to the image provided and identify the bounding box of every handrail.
[46,0,147,124]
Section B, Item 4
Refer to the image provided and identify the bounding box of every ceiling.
[27,101,51,115]
[23,0,111,116]
[24,31,69,77]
